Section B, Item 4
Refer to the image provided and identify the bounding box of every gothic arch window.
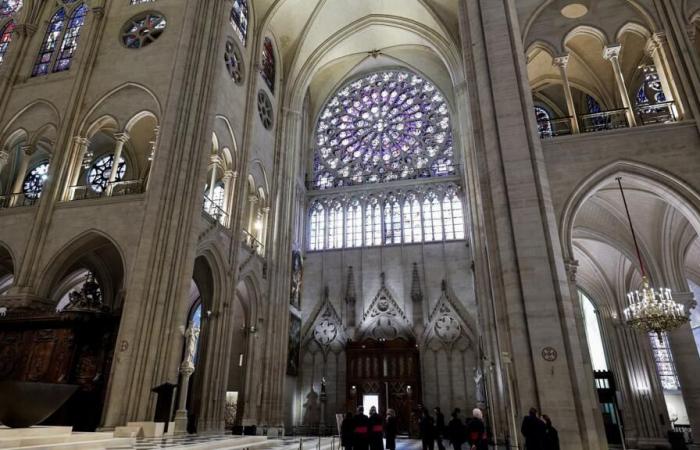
[32,4,88,77]
[87,154,126,192]
[204,182,225,217]
[309,201,325,251]
[384,195,401,245]
[0,20,15,66]
[0,0,22,17]
[187,300,203,364]
[230,0,248,46]
[364,196,381,247]
[402,193,421,243]
[327,201,344,249]
[442,190,464,240]
[422,192,443,242]
[346,199,362,248]
[23,161,50,199]
[261,37,275,94]
[121,12,166,49]
[313,70,454,190]
[649,332,680,391]
[579,290,608,372]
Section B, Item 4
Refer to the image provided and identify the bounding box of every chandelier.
[61,271,109,315]
[616,177,689,341]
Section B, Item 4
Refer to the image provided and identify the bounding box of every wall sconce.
[350,385,357,397]
[406,385,413,397]
[242,324,257,335]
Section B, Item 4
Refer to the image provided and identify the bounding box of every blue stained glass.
[0,0,21,17]
[261,37,275,94]
[230,0,248,46]
[313,70,454,189]
[53,4,87,73]
[31,8,65,77]
[22,162,50,199]
[0,20,15,66]
[189,303,202,364]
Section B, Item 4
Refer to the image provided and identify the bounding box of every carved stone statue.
[181,325,200,371]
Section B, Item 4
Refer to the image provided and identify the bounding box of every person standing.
[341,412,354,450]
[542,415,560,450]
[368,406,385,450]
[434,407,446,450]
[465,408,487,450]
[446,409,465,450]
[354,406,370,450]
[521,408,546,450]
[419,408,435,450]
[385,409,398,450]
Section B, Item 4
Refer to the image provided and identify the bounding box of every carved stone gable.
[303,294,345,354]
[358,281,413,341]
[423,282,472,351]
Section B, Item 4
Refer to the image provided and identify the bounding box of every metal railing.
[537,101,678,139]
[241,229,264,255]
[0,193,39,209]
[579,108,629,133]
[202,195,229,226]
[635,101,677,126]
[68,179,145,201]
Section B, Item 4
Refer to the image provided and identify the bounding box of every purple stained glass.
[0,0,21,17]
[31,8,65,77]
[53,4,87,73]
[313,71,454,190]
[0,20,15,65]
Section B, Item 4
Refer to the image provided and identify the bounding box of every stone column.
[174,325,199,434]
[10,144,33,205]
[646,33,683,119]
[259,207,270,249]
[0,147,9,175]
[668,292,700,447]
[106,132,129,195]
[553,55,580,133]
[603,44,638,127]
[222,170,235,227]
[246,195,258,236]
[66,137,90,200]
[207,155,219,200]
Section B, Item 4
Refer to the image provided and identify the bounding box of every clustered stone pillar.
[10,144,34,205]
[106,131,129,195]
[645,32,682,119]
[222,170,236,226]
[553,54,580,133]
[603,44,638,127]
[174,325,200,434]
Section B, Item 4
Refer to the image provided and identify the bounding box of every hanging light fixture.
[616,177,689,342]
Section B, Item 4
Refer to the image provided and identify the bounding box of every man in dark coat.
[446,409,465,450]
[354,406,370,450]
[521,408,546,450]
[341,412,354,450]
[368,406,384,450]
[419,408,435,450]
[385,409,398,450]
[434,407,446,450]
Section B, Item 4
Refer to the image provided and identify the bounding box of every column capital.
[603,44,622,61]
[113,131,130,144]
[553,54,570,69]
[688,27,697,44]
[222,169,236,182]
[73,136,90,147]
[564,258,579,282]
[248,195,259,204]
[20,144,35,156]
[672,291,697,311]
[15,23,37,38]
[91,6,105,19]
[209,154,221,166]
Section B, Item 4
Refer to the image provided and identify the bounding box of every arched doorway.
[0,233,125,431]
[346,339,422,435]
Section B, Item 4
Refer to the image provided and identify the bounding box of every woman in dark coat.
[385,409,398,450]
[341,412,354,450]
[542,415,560,450]
[368,406,385,450]
[419,408,435,450]
[466,408,487,450]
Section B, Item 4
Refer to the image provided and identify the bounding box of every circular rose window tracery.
[257,90,273,130]
[224,39,243,84]
[122,12,166,49]
[314,70,454,190]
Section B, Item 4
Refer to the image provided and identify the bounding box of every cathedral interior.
[1,0,700,449]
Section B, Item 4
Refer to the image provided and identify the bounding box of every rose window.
[313,319,338,346]
[224,39,243,84]
[22,162,50,199]
[257,90,273,130]
[122,12,166,49]
[87,154,126,192]
[314,70,454,190]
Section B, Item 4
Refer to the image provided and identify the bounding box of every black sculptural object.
[0,381,78,428]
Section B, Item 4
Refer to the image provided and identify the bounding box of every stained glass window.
[383,195,401,245]
[636,65,666,106]
[443,191,464,240]
[52,3,87,72]
[204,182,225,219]
[130,0,154,4]
[230,0,248,46]
[534,106,552,138]
[402,194,421,243]
[364,197,381,247]
[87,154,125,192]
[0,0,22,17]
[650,333,680,391]
[32,8,65,76]
[261,37,275,94]
[328,202,344,249]
[309,202,325,251]
[346,200,362,248]
[22,162,49,199]
[122,12,166,49]
[188,301,202,364]
[314,71,454,190]
[224,38,243,84]
[0,20,15,66]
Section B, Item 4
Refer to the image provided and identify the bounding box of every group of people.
[341,406,398,450]
[340,405,488,450]
[521,408,559,450]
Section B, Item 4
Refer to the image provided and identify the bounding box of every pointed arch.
[31,7,66,76]
[53,3,88,73]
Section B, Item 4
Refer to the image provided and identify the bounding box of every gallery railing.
[537,116,574,139]
[0,193,39,209]
[635,101,676,126]
[579,108,629,133]
[241,229,264,255]
[202,195,228,226]
[68,179,145,201]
